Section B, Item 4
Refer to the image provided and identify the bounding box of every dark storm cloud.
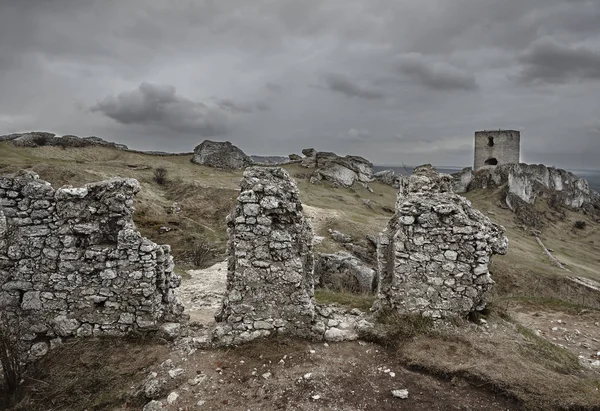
[91,83,232,136]
[323,73,385,100]
[517,39,600,84]
[396,55,478,91]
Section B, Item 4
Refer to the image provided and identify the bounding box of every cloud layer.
[92,83,233,135]
[0,0,599,169]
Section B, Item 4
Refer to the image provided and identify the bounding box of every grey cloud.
[397,55,478,91]
[265,82,284,94]
[91,82,232,136]
[216,98,269,114]
[323,73,385,100]
[2,1,600,169]
[517,39,600,84]
[345,128,371,141]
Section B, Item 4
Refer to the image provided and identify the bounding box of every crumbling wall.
[378,165,508,319]
[214,167,317,344]
[0,170,183,358]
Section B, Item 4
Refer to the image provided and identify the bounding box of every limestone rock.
[191,140,252,169]
[315,153,374,187]
[392,389,409,399]
[159,322,181,340]
[315,252,377,294]
[302,148,317,157]
[374,170,402,188]
[143,400,165,411]
[0,131,128,149]
[456,163,599,214]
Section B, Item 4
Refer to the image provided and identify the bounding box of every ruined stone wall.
[0,170,183,358]
[474,130,520,171]
[378,165,508,319]
[214,167,318,344]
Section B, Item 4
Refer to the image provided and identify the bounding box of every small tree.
[153,167,168,185]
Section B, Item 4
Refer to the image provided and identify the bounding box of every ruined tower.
[474,130,520,171]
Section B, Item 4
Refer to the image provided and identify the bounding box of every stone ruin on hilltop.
[214,167,319,344]
[0,170,183,359]
[377,165,508,319]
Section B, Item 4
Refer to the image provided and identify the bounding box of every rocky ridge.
[453,164,600,217]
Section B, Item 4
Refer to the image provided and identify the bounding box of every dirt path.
[145,339,519,411]
[177,261,227,324]
[511,304,600,369]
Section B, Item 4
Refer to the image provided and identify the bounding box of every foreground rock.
[377,165,508,318]
[191,140,252,169]
[0,170,183,358]
[214,167,318,344]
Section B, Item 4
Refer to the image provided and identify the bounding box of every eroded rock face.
[191,140,252,169]
[214,167,317,344]
[374,170,402,188]
[378,165,508,319]
[452,163,599,214]
[0,171,183,357]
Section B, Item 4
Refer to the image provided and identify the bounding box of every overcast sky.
[1,0,599,169]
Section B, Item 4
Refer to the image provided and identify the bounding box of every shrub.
[189,241,215,268]
[32,134,49,146]
[574,220,586,230]
[153,167,168,185]
[358,308,434,348]
[0,313,23,393]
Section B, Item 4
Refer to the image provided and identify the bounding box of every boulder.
[302,148,317,157]
[289,153,302,161]
[191,140,252,170]
[451,167,473,193]
[374,170,401,188]
[315,252,377,293]
[313,152,374,187]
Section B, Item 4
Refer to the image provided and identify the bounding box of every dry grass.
[314,289,376,310]
[399,321,600,410]
[6,336,171,411]
[358,309,435,348]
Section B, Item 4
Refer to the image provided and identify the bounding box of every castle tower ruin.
[474,130,520,171]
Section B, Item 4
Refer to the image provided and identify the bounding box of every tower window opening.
[484,158,498,166]
[488,137,494,147]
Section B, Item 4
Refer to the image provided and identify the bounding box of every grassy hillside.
[3,143,600,409]
[2,142,599,296]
